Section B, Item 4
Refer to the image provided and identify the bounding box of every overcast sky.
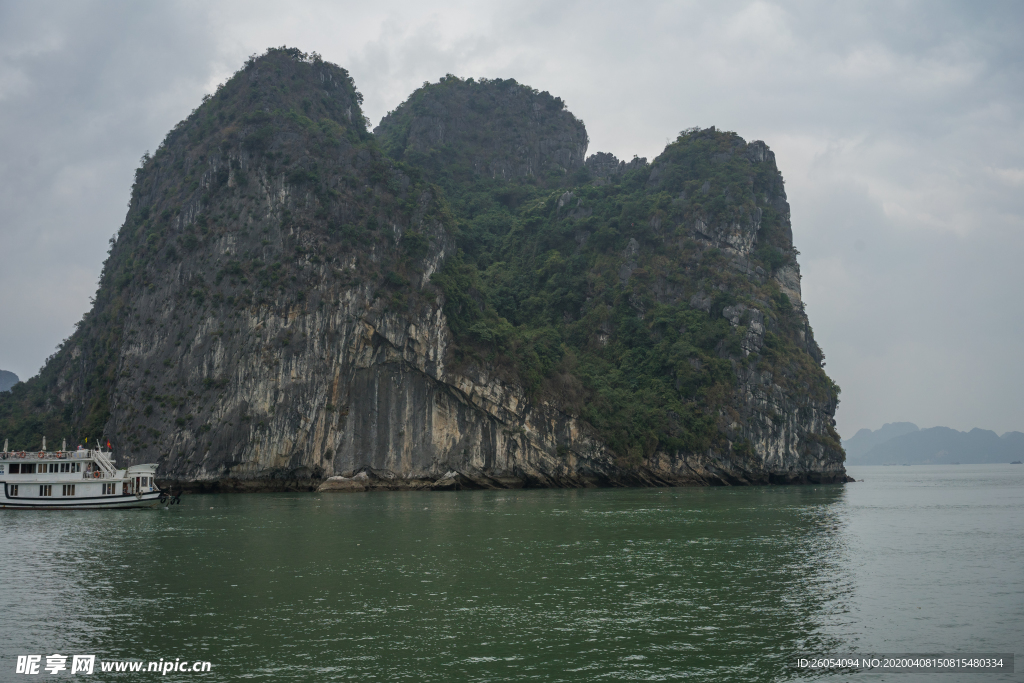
[1,0,1022,438]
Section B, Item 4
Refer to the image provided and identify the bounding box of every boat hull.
[0,486,164,510]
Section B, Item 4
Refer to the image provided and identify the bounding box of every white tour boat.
[0,438,168,509]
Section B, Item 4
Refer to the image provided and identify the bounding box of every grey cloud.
[0,1,221,380]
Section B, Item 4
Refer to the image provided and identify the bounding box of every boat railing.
[0,449,122,480]
[0,451,93,460]
[82,470,119,480]
[92,449,118,478]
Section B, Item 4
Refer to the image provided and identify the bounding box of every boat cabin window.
[61,484,76,496]
[9,485,18,496]
[10,463,36,474]
[102,483,116,495]
[58,463,80,473]
[39,485,52,497]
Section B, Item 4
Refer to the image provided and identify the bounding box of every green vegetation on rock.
[377,82,840,463]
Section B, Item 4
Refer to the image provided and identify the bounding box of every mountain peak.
[0,370,18,393]
[375,74,588,185]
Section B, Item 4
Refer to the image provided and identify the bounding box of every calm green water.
[1,465,1020,681]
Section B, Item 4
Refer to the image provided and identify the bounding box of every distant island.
[0,370,18,393]
[844,422,1024,465]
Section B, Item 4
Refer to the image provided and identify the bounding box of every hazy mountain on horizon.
[843,422,920,460]
[0,370,19,393]
[844,423,1024,465]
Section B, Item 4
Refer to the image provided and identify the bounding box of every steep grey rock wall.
[2,51,848,490]
[103,235,842,490]
[585,151,648,180]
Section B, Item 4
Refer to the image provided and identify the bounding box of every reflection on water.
[1,466,1020,681]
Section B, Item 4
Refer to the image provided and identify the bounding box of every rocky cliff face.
[0,50,848,490]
